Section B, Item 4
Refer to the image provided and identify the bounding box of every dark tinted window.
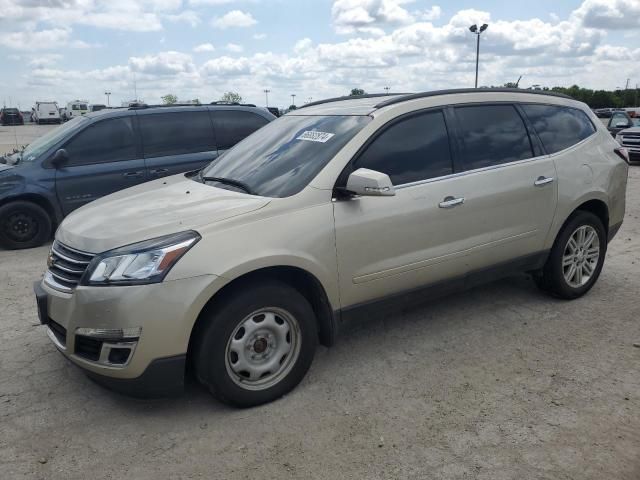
[354,110,452,185]
[522,104,595,154]
[201,115,370,197]
[210,110,269,149]
[140,111,215,157]
[456,105,533,170]
[65,117,136,165]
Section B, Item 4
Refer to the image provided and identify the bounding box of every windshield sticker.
[296,131,335,143]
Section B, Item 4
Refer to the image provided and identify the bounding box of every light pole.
[263,89,271,107]
[469,23,488,88]
[384,86,390,94]
[291,94,296,107]
[105,91,111,107]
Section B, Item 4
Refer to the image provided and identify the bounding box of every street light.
[263,89,271,107]
[469,23,488,88]
[291,93,296,107]
[384,86,390,94]
[104,91,111,107]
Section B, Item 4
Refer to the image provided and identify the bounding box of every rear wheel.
[0,201,52,250]
[536,210,606,299]
[194,281,317,407]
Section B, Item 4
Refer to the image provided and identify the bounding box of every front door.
[55,116,146,214]
[333,109,471,309]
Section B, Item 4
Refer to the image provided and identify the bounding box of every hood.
[0,163,14,173]
[619,126,640,134]
[57,173,271,253]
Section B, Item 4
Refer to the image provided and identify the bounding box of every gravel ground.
[0,136,639,478]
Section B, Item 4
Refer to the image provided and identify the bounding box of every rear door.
[140,110,218,179]
[55,116,146,214]
[448,103,558,273]
[209,110,270,154]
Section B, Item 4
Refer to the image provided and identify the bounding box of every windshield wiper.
[201,176,254,195]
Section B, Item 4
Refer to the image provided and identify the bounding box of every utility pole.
[291,93,296,106]
[105,91,111,107]
[625,78,630,90]
[263,89,271,107]
[469,23,488,88]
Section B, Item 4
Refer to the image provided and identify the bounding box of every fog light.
[75,327,141,340]
[108,347,132,365]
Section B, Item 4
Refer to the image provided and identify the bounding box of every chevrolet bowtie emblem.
[47,252,55,268]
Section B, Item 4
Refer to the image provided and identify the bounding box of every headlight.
[82,231,200,286]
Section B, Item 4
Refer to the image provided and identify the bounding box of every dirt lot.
[0,124,639,479]
[0,123,58,155]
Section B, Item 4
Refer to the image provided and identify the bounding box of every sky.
[0,0,639,109]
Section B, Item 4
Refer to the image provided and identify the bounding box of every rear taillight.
[614,147,630,164]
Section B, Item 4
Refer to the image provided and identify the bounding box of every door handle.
[123,171,144,178]
[534,176,554,186]
[438,196,465,209]
[150,168,169,175]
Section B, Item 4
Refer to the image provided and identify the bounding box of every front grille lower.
[45,241,95,292]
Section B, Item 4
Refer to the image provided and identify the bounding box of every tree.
[349,88,366,96]
[220,91,242,103]
[288,104,297,110]
[161,94,178,105]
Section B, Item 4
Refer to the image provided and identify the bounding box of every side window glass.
[455,104,533,170]
[210,111,269,150]
[354,110,453,185]
[522,104,596,154]
[65,117,136,165]
[139,111,215,158]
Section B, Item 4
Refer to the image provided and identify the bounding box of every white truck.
[31,101,61,124]
[64,100,89,121]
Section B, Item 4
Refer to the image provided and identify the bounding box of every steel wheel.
[3,211,38,243]
[562,225,600,288]
[225,307,301,391]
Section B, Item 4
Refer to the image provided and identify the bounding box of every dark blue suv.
[0,104,274,249]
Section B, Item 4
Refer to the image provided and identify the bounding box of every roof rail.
[374,88,573,108]
[209,101,257,107]
[128,103,207,110]
[299,93,410,109]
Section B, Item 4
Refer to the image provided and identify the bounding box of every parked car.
[615,126,640,163]
[59,107,68,121]
[32,89,628,406]
[31,101,61,124]
[606,110,635,137]
[0,107,24,125]
[89,104,107,113]
[63,100,89,121]
[0,104,274,249]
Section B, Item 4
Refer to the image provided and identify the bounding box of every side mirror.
[345,168,395,197]
[615,121,631,128]
[50,148,69,168]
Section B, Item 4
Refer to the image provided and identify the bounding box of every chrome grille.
[620,132,640,150]
[45,241,95,292]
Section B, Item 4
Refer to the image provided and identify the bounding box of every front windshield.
[201,114,371,197]
[21,116,88,162]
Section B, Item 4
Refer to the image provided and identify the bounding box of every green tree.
[220,91,242,103]
[288,104,297,110]
[161,94,178,105]
[349,88,366,96]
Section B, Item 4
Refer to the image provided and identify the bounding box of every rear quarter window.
[522,104,595,154]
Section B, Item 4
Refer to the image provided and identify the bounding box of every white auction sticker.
[296,131,335,143]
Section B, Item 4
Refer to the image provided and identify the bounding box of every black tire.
[194,281,318,407]
[0,201,52,250]
[536,210,606,299]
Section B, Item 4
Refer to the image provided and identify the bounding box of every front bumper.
[34,274,220,397]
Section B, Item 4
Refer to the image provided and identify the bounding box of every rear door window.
[354,110,453,185]
[522,104,596,154]
[210,110,269,149]
[139,111,216,157]
[64,117,137,165]
[455,104,533,171]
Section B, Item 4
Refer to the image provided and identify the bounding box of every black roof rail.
[374,88,573,108]
[128,103,207,110]
[209,101,257,107]
[299,93,410,109]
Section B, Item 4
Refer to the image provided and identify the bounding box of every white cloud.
[226,43,244,52]
[294,38,313,53]
[189,0,238,4]
[165,10,201,27]
[418,5,441,21]
[573,0,640,29]
[253,33,267,40]
[0,28,71,51]
[332,0,415,35]
[211,10,257,28]
[129,51,196,75]
[194,43,216,52]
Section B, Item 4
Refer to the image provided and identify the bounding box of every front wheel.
[0,201,52,250]
[194,281,317,407]
[536,211,606,299]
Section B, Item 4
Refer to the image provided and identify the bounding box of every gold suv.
[34,89,629,407]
